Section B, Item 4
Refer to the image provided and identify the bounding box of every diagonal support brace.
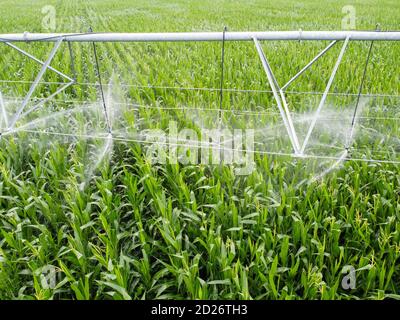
[0,91,8,128]
[253,37,301,154]
[8,37,65,129]
[4,41,74,83]
[281,40,337,91]
[300,36,350,153]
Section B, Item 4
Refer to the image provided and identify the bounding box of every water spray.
[0,29,398,183]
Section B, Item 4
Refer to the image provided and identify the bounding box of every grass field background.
[0,0,399,299]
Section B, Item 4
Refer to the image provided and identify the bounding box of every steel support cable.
[345,38,375,151]
[5,128,400,165]
[219,26,227,123]
[3,97,400,121]
[1,79,400,98]
[90,28,112,134]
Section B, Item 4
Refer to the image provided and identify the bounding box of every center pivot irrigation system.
[0,30,400,162]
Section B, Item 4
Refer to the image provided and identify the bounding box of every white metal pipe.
[281,40,337,91]
[20,81,74,118]
[4,42,74,82]
[0,31,400,42]
[301,36,351,154]
[253,37,300,154]
[0,91,8,128]
[279,90,300,152]
[9,38,64,129]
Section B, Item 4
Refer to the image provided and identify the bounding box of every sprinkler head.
[343,148,350,158]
